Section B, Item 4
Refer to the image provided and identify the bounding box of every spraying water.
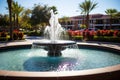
[44,10,66,42]
[32,9,77,57]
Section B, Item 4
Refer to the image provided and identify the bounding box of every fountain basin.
[0,42,120,80]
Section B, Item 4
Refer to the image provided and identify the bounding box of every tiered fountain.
[0,9,120,80]
[32,10,76,57]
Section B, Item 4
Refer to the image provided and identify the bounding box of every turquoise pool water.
[0,47,120,71]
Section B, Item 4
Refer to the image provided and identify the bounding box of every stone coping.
[0,64,120,77]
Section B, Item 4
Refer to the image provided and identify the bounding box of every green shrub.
[0,37,7,41]
[72,36,83,41]
[27,31,42,36]
[93,36,120,43]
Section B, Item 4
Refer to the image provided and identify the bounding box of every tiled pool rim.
[0,42,120,80]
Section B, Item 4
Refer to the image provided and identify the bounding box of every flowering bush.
[114,30,120,37]
[13,30,24,40]
[0,30,24,41]
[67,30,82,36]
[0,31,8,41]
[96,30,114,36]
[67,29,120,41]
[0,31,8,37]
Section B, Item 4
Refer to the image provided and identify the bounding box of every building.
[60,14,120,30]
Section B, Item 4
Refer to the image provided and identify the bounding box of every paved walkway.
[77,41,120,50]
[0,36,43,47]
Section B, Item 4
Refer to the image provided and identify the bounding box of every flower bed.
[13,30,24,40]
[0,31,9,41]
[67,30,120,42]
[0,30,24,41]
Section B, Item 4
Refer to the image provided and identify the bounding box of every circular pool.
[0,43,120,80]
[0,45,120,72]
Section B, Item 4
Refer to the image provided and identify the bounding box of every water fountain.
[32,10,76,57]
[0,10,120,80]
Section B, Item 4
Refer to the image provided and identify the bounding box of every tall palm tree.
[7,0,13,40]
[12,1,24,29]
[12,1,17,28]
[105,9,118,29]
[79,0,98,28]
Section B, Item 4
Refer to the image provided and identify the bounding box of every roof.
[70,14,110,20]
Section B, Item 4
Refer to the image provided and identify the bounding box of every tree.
[0,14,9,27]
[20,9,32,30]
[116,12,120,18]
[12,1,24,29]
[79,0,98,28]
[105,9,118,29]
[116,12,120,24]
[31,4,50,26]
[7,0,13,40]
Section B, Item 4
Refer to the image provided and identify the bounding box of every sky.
[0,0,120,18]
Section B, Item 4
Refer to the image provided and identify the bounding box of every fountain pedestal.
[33,40,76,57]
[45,45,64,57]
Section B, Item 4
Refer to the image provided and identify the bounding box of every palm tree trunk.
[86,14,89,29]
[7,0,13,40]
[13,14,16,29]
[16,14,19,29]
[82,15,85,25]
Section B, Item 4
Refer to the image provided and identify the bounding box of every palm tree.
[116,12,120,24]
[22,9,31,17]
[105,9,118,29]
[79,0,98,28]
[7,0,13,40]
[12,1,17,28]
[12,1,24,29]
[20,9,32,30]
[116,12,120,18]
[0,14,9,27]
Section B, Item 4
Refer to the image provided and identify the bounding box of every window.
[96,19,103,24]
